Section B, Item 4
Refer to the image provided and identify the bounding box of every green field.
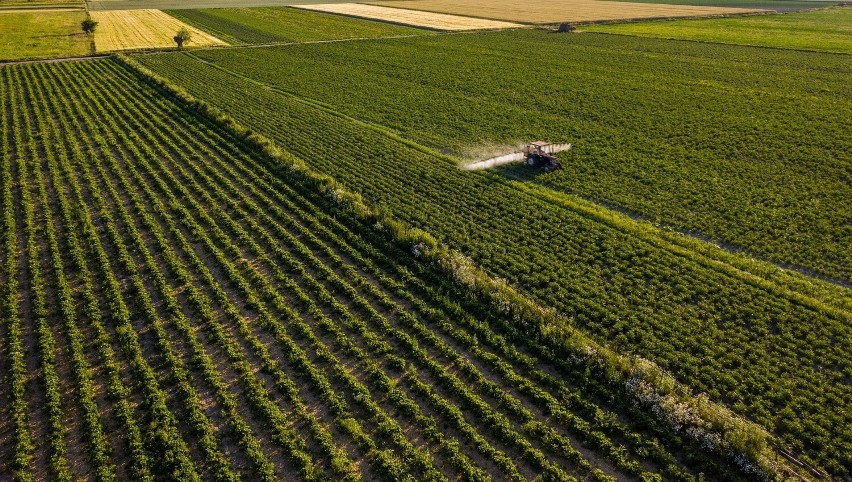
[0,10,89,61]
[587,7,852,53]
[136,30,852,476]
[0,56,773,481]
[149,31,852,284]
[167,7,424,45]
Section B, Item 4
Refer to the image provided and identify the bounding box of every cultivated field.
[295,3,522,30]
[90,9,226,51]
[0,56,769,481]
[588,6,852,54]
[138,30,852,476]
[168,6,423,45]
[367,0,764,23]
[0,10,88,61]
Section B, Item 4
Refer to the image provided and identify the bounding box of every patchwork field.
[90,9,226,51]
[295,3,522,30]
[0,56,775,481]
[168,6,424,45]
[587,6,852,53]
[367,0,764,23]
[137,30,852,476]
[1,1,849,481]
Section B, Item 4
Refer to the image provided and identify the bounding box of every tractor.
[523,141,566,171]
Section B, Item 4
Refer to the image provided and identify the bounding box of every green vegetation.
[136,30,852,476]
[150,30,851,283]
[0,55,770,481]
[166,7,424,45]
[0,10,89,61]
[587,7,852,53]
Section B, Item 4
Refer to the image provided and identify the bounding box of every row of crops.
[170,29,852,284]
[135,33,852,477]
[0,58,759,480]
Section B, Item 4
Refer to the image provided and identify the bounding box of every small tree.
[81,18,98,34]
[173,28,192,49]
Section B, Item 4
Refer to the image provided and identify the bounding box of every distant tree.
[81,18,98,34]
[173,28,192,49]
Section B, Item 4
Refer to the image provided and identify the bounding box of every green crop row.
[134,33,851,477]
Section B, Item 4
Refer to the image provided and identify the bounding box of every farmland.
[294,3,522,31]
[167,7,424,45]
[1,1,850,481]
[0,10,89,61]
[137,30,852,476]
[89,9,226,52]
[149,30,852,284]
[366,0,763,23]
[587,6,852,53]
[0,55,774,481]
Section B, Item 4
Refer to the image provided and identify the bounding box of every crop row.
[3,59,620,480]
[0,57,750,481]
[106,54,764,480]
[135,44,851,477]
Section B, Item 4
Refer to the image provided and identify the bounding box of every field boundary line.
[180,50,851,319]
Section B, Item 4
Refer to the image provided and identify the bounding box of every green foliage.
[165,6,424,45]
[586,7,852,54]
[81,18,98,34]
[173,27,192,48]
[136,30,852,477]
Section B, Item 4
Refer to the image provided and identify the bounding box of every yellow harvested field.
[367,0,764,24]
[295,3,522,30]
[90,9,226,51]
